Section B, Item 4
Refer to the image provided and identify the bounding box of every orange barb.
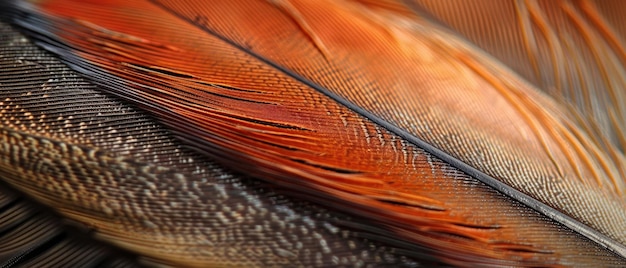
[3,0,625,266]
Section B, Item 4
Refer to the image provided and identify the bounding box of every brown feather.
[1,0,625,266]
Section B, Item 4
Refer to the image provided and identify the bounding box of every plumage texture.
[411,0,626,154]
[0,0,625,267]
[0,21,434,267]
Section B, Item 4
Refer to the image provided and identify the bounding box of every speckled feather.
[0,22,434,267]
[1,0,625,267]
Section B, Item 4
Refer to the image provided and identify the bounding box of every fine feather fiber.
[1,0,625,267]
[0,19,440,268]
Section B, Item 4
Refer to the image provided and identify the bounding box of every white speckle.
[275,205,298,221]
[245,194,263,209]
[302,216,315,228]
[143,220,157,229]
[390,135,398,152]
[216,212,229,224]
[275,248,296,258]
[426,154,436,175]
[102,206,113,216]
[374,126,385,146]
[214,184,228,198]
[146,182,157,191]
[339,114,348,127]
[323,222,339,234]
[317,234,331,254]
[359,120,370,144]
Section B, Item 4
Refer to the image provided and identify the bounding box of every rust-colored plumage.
[0,0,625,267]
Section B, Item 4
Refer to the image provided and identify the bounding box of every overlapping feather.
[1,0,625,266]
[0,21,435,267]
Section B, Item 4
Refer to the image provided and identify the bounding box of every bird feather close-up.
[0,0,625,267]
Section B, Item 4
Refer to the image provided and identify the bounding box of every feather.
[1,0,625,266]
[0,20,437,267]
[407,0,626,154]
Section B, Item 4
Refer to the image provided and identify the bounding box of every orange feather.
[1,0,625,266]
